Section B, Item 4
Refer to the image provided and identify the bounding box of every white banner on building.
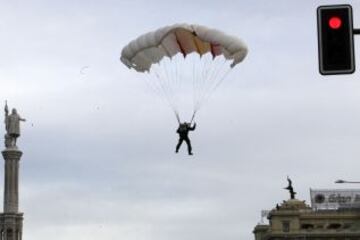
[310,189,360,210]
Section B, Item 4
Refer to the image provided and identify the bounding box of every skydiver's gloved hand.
[189,122,196,131]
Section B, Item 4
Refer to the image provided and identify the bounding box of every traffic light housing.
[317,5,355,75]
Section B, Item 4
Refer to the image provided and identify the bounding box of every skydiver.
[175,122,196,155]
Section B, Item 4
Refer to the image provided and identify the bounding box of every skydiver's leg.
[185,138,192,155]
[176,138,184,153]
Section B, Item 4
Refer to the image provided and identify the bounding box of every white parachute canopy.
[120,23,248,122]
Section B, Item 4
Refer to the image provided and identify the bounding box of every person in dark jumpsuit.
[175,122,196,155]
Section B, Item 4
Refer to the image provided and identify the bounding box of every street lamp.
[335,179,360,184]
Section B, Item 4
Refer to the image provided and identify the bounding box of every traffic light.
[317,5,355,75]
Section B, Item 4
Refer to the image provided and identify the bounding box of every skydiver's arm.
[189,123,196,131]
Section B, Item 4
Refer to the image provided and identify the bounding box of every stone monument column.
[2,150,22,213]
[0,102,25,240]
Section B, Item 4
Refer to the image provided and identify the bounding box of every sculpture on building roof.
[284,176,296,199]
[4,101,26,149]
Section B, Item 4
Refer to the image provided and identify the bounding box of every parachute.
[121,23,248,123]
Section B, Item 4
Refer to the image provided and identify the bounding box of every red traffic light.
[317,4,355,75]
[329,16,342,29]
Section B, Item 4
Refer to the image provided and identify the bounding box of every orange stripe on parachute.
[193,37,211,56]
[172,28,217,58]
[175,29,198,57]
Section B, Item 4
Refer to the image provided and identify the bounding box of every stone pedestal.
[0,213,23,240]
[0,149,23,240]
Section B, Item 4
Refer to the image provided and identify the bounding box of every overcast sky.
[2,0,360,239]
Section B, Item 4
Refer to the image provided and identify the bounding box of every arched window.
[327,223,342,229]
[301,224,314,230]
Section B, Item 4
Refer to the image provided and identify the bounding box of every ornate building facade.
[253,198,360,240]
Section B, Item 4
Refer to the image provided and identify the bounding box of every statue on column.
[284,176,296,199]
[4,101,26,149]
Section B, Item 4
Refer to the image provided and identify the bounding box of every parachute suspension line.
[201,55,219,102]
[170,56,178,106]
[196,54,205,105]
[169,57,177,112]
[190,109,197,124]
[163,58,180,114]
[152,63,178,114]
[144,71,161,97]
[192,55,199,113]
[148,56,183,123]
[206,58,228,94]
[152,67,172,107]
[192,54,200,117]
[197,57,228,110]
[175,109,181,124]
[152,65,168,100]
[192,55,195,110]
[167,54,185,121]
[145,68,170,104]
[195,56,231,113]
[194,54,206,117]
[194,54,212,112]
[211,66,232,93]
[203,57,223,94]
[194,54,220,112]
[175,55,183,114]
[174,55,183,118]
[143,53,232,124]
[196,65,233,111]
[204,56,220,95]
[194,55,203,112]
[197,54,204,108]
[176,55,182,93]
[201,54,213,108]
[145,67,181,121]
[162,58,177,111]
